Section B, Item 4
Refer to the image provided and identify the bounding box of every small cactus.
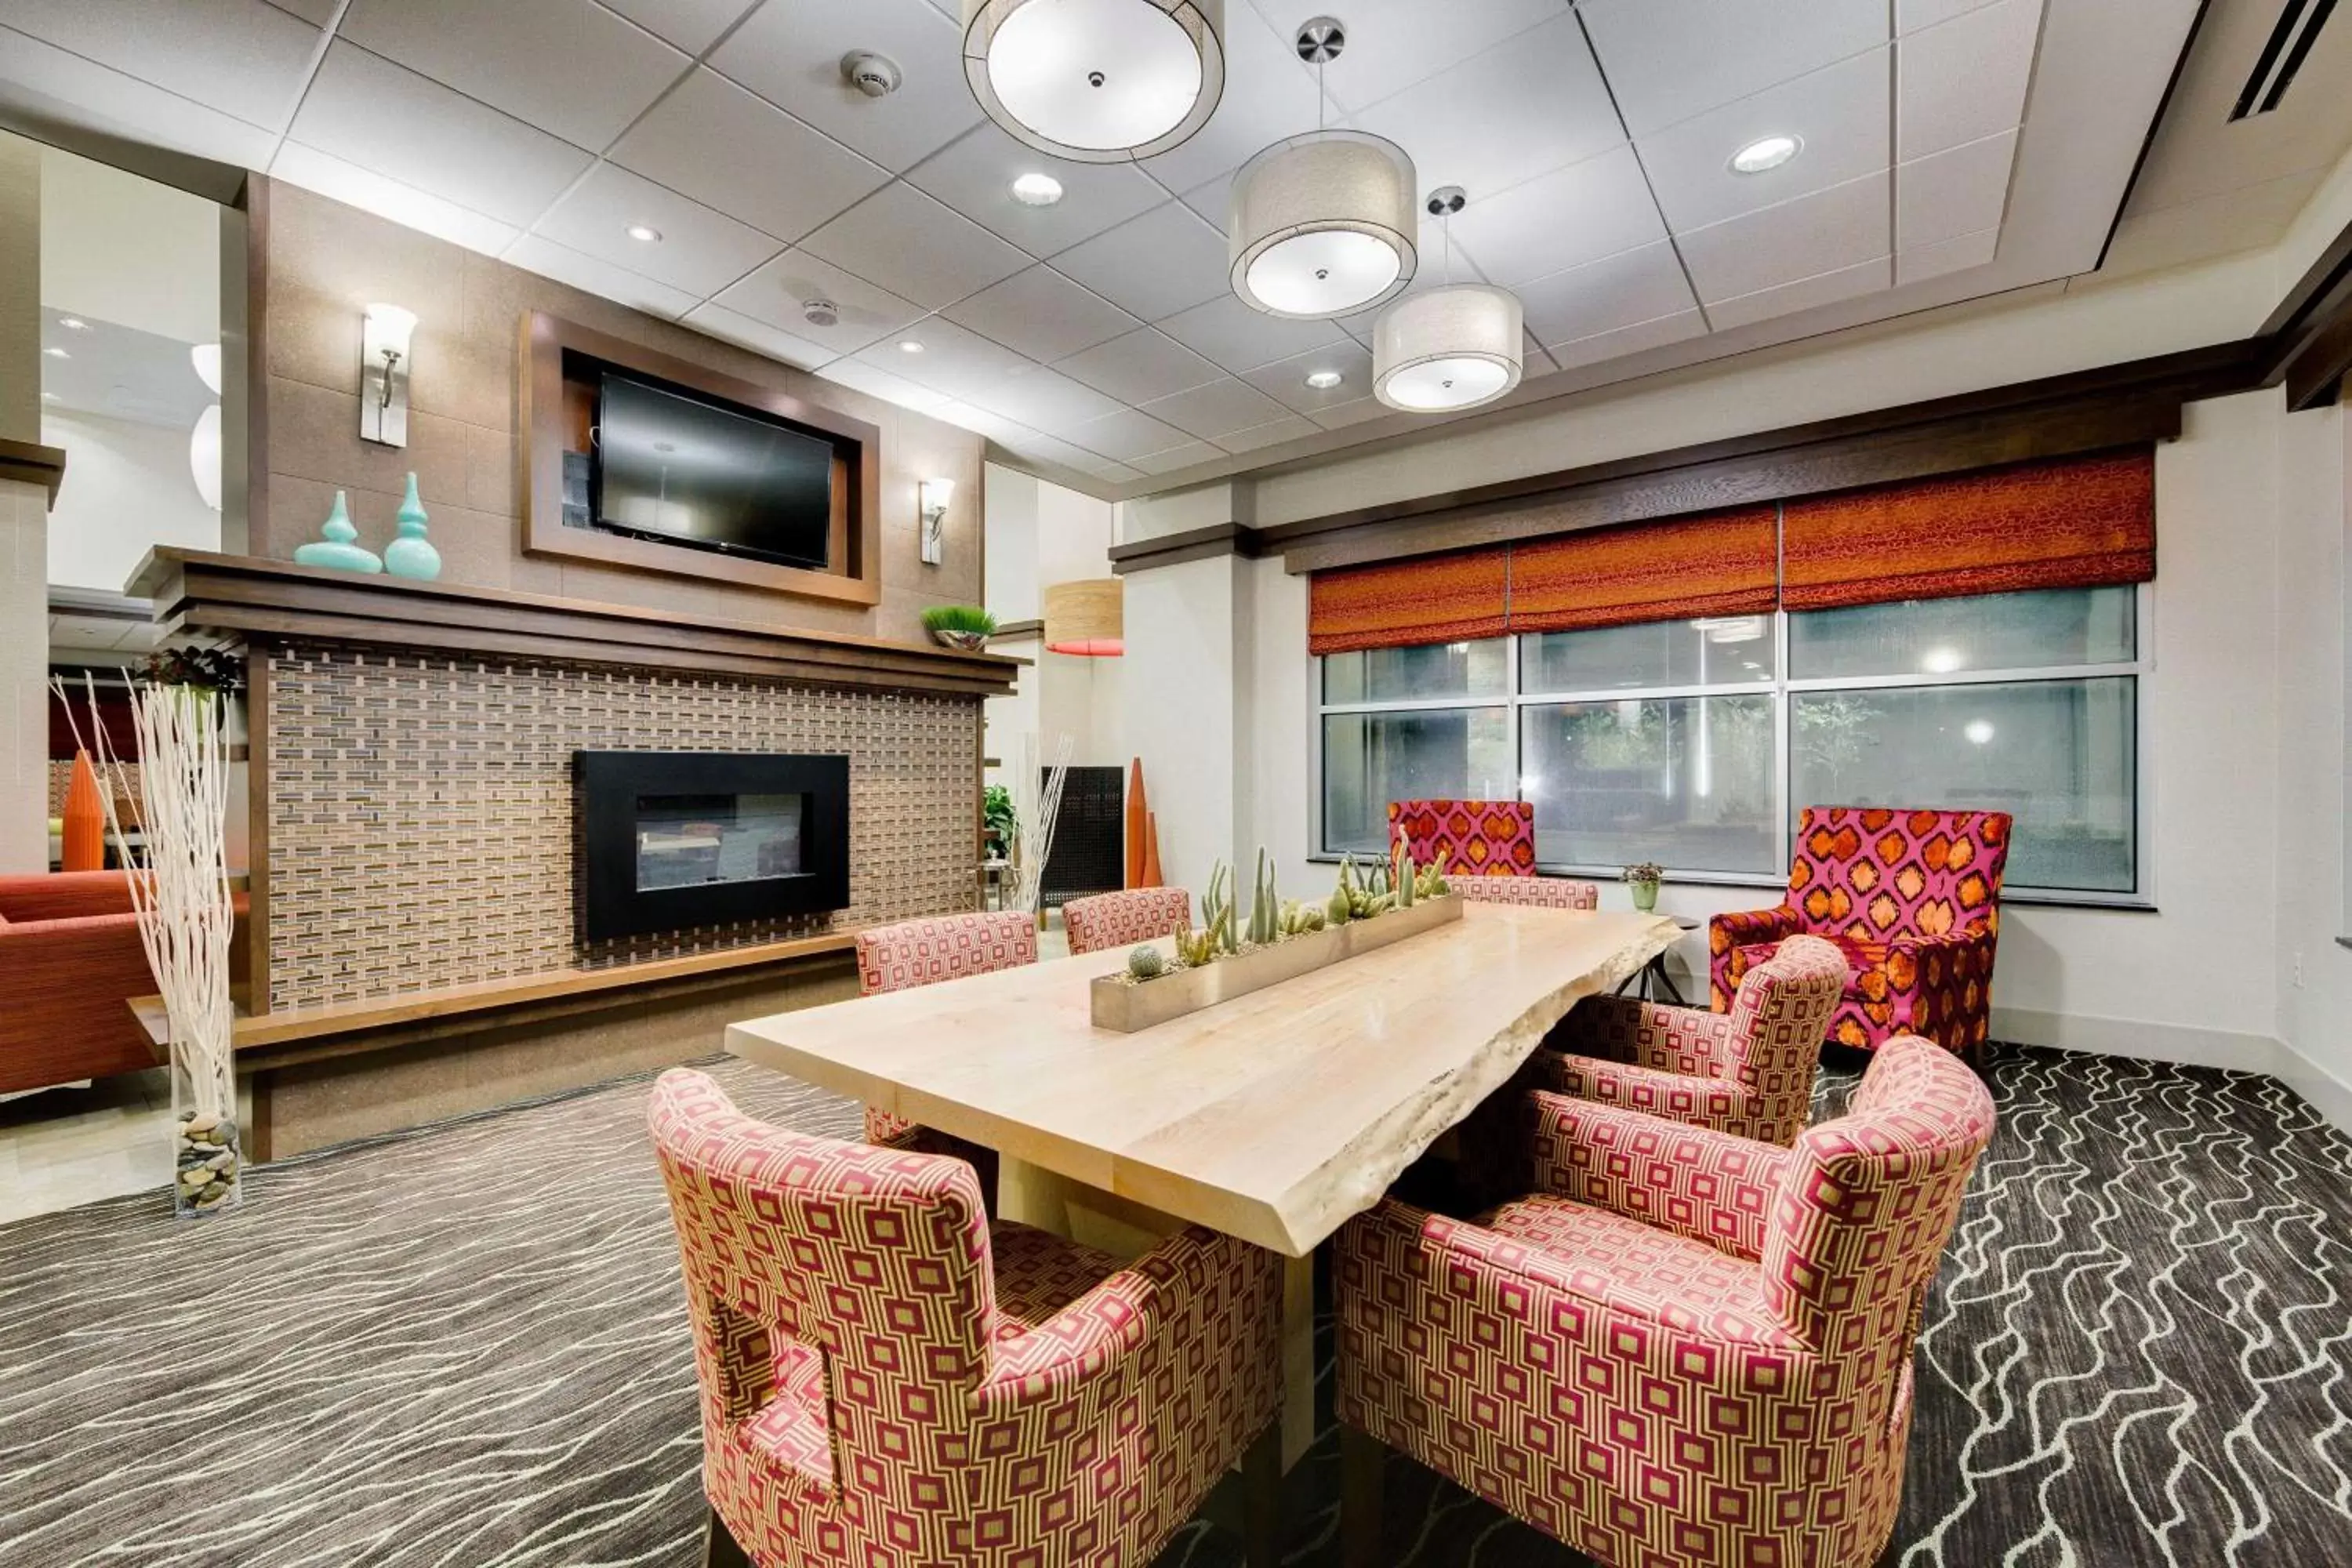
[1127,945,1166,980]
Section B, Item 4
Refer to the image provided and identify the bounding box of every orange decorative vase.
[61,751,105,871]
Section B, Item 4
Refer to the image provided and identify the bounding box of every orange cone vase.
[61,751,105,872]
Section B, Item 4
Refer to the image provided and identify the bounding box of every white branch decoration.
[1011,731,1075,916]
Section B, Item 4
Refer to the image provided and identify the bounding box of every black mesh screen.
[1041,766,1124,910]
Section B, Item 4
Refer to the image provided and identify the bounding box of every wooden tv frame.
[518,310,884,606]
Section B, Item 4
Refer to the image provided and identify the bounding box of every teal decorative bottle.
[293,490,383,574]
[383,472,441,581]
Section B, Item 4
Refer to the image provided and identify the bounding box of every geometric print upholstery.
[853,911,1036,1171]
[649,1069,1285,1568]
[1540,933,1849,1145]
[1335,1035,1995,1568]
[1450,873,1599,909]
[1711,806,2013,1054]
[1388,798,1537,876]
[1062,885,1193,956]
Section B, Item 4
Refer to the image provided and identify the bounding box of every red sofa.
[0,872,164,1094]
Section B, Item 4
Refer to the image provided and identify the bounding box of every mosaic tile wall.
[263,645,981,1010]
[47,760,143,818]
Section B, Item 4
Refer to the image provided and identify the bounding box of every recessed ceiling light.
[898,339,926,354]
[1729,134,1802,176]
[1305,368,1344,390]
[1964,719,1995,746]
[42,346,67,358]
[59,317,89,331]
[626,223,662,242]
[1010,172,1065,207]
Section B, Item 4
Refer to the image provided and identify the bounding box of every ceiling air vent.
[2230,0,2338,119]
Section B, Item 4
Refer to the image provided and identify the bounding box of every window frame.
[1310,584,2157,909]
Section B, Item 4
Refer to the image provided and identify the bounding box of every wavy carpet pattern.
[2,1047,2348,1566]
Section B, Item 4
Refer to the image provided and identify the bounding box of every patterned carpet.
[2,1046,2348,1567]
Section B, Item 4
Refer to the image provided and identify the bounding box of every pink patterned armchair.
[1336,1036,1997,1568]
[1712,806,2013,1055]
[1388,798,1537,877]
[1062,885,1192,956]
[650,1069,1284,1567]
[1541,933,1848,1146]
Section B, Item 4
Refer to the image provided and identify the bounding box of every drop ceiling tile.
[1636,49,1891,233]
[1055,328,1225,405]
[1515,242,1698,350]
[0,0,321,127]
[1577,0,1888,136]
[1240,339,1375,414]
[1141,376,1294,441]
[852,317,1033,395]
[798,183,1030,308]
[1896,129,2016,250]
[1544,307,1706,370]
[1131,440,1225,475]
[960,368,1126,430]
[1246,0,1566,113]
[680,301,838,368]
[270,141,522,257]
[944,266,1142,363]
[819,358,952,413]
[1898,0,2003,35]
[289,42,595,227]
[1446,146,1666,288]
[710,0,978,172]
[532,163,784,296]
[1129,2,1323,195]
[1896,226,1998,285]
[270,0,338,23]
[0,26,281,165]
[1675,170,1889,305]
[1705,254,1891,330]
[340,0,687,151]
[503,234,701,319]
[611,70,891,245]
[929,400,1041,448]
[1000,429,1107,470]
[709,249,928,355]
[1063,407,1196,463]
[1153,291,1354,375]
[905,122,1171,258]
[1898,0,2040,161]
[1349,14,1625,198]
[599,0,757,54]
[1049,201,1234,323]
[1215,413,1320,454]
[1306,395,1391,431]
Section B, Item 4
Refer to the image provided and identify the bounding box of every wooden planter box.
[1089,894,1464,1033]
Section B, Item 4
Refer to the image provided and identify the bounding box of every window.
[1314,586,2148,901]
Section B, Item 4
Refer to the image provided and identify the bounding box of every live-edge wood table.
[725,903,1682,1470]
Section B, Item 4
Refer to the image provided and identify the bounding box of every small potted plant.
[1622,861,1664,913]
[982,784,1015,861]
[921,604,997,652]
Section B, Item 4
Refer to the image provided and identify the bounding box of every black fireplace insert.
[574,750,850,942]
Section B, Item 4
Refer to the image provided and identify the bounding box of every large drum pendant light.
[1229,19,1417,320]
[1374,189,1524,413]
[1043,578,1124,655]
[963,0,1224,163]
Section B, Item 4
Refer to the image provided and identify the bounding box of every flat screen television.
[592,371,836,571]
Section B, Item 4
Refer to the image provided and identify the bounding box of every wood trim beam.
[1108,522,1266,575]
[0,437,67,506]
[2281,307,2352,412]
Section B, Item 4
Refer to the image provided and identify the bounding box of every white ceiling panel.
[798,182,1029,308]
[1350,15,1624,201]
[1142,376,1294,441]
[288,44,597,227]
[1049,201,1234,323]
[1898,0,2003,36]
[1127,2,1323,197]
[943,265,1141,363]
[1897,129,2016,251]
[852,316,1033,394]
[1054,328,1225,405]
[270,141,521,257]
[1446,146,1664,288]
[1897,0,2042,161]
[818,357,952,413]
[680,300,837,368]
[709,249,927,355]
[1063,406,1197,463]
[0,24,281,166]
[1896,225,1998,285]
[1217,413,1320,454]
[960,367,1127,431]
[504,233,700,319]
[1306,394,1392,431]
[1675,170,1889,305]
[610,70,891,245]
[1515,241,1696,350]
[905,122,1168,258]
[1544,307,1705,369]
[339,0,685,152]
[599,0,757,55]
[1577,0,1887,136]
[1245,0,1567,114]
[1154,290,1354,375]
[1240,339,1376,414]
[1706,254,1890,330]
[1131,439,1226,474]
[0,0,321,127]
[1635,49,1891,233]
[531,163,782,296]
[710,0,978,173]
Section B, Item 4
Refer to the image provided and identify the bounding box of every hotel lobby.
[3,1,2351,1564]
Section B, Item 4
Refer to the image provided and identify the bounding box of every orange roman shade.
[1780,448,2155,610]
[1508,505,1779,635]
[1308,547,1509,655]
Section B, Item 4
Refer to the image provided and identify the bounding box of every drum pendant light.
[963,0,1225,163]
[1374,189,1525,413]
[1229,19,1417,320]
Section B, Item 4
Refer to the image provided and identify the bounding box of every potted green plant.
[1622,861,1664,913]
[920,604,997,652]
[982,784,1015,861]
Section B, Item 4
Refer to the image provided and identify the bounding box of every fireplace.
[575,751,851,942]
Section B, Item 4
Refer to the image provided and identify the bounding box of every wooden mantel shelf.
[127,549,1020,698]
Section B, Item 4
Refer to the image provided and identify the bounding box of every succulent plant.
[1127,945,1166,980]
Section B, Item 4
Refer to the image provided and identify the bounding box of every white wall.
[43,409,220,590]
[40,143,218,345]
[983,463,1128,800]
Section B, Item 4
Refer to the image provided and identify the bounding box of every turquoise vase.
[383,472,442,581]
[292,490,383,574]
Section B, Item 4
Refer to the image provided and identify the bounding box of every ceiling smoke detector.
[803,299,840,328]
[841,50,902,98]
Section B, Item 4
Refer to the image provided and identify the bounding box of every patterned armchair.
[1451,873,1599,909]
[650,1069,1284,1568]
[1062,885,1192,956]
[1388,798,1537,876]
[1540,933,1848,1146]
[1336,1036,1997,1568]
[1712,806,2012,1054]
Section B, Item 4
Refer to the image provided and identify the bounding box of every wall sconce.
[360,303,417,447]
[919,477,954,565]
